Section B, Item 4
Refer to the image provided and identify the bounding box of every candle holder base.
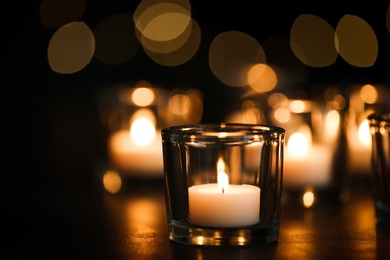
[168,220,280,246]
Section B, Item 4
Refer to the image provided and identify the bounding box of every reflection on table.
[3,175,390,259]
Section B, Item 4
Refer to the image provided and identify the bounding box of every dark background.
[2,1,389,247]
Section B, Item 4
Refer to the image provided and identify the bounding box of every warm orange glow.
[243,107,261,124]
[358,120,371,147]
[217,158,229,193]
[303,190,315,208]
[138,14,192,54]
[133,0,198,66]
[132,87,155,107]
[290,14,337,67]
[268,93,289,109]
[103,170,122,194]
[169,94,191,115]
[209,31,266,87]
[247,64,277,92]
[325,110,340,140]
[133,0,191,42]
[131,108,156,124]
[336,15,378,67]
[126,198,160,234]
[130,117,156,146]
[48,22,95,74]
[274,108,291,123]
[289,100,307,113]
[287,132,309,157]
[142,19,201,66]
[287,125,312,157]
[359,84,378,104]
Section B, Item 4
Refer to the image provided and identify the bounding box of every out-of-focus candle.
[283,129,332,188]
[108,118,163,177]
[346,120,371,175]
[188,159,260,227]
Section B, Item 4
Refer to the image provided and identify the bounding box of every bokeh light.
[142,19,201,66]
[103,170,122,194]
[209,31,266,87]
[262,36,308,84]
[48,22,95,74]
[247,64,277,93]
[132,87,155,107]
[359,84,378,104]
[336,15,378,67]
[290,14,337,67]
[133,0,191,42]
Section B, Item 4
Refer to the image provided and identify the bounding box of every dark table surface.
[2,173,390,260]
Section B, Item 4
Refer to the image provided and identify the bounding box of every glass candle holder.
[161,123,285,246]
[368,112,390,226]
[100,81,166,178]
[235,92,348,207]
[279,99,346,202]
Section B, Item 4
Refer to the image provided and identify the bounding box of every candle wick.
[222,186,224,194]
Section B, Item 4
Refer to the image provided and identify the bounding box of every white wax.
[347,145,370,175]
[108,130,163,177]
[188,184,260,227]
[283,145,332,188]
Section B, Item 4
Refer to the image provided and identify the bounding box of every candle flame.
[358,120,371,147]
[325,110,340,139]
[303,190,315,208]
[217,157,229,193]
[287,124,312,157]
[130,117,156,146]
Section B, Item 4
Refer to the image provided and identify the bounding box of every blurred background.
[2,0,390,206]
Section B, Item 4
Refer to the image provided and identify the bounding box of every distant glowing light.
[103,170,122,194]
[247,64,277,92]
[289,100,307,113]
[209,31,266,87]
[287,132,309,157]
[48,22,95,74]
[290,14,337,67]
[268,93,289,109]
[132,88,155,107]
[134,0,192,41]
[169,94,191,115]
[358,120,371,147]
[336,15,378,67]
[303,190,315,208]
[130,117,156,146]
[359,84,378,104]
[325,110,340,139]
[143,19,201,66]
[274,108,291,123]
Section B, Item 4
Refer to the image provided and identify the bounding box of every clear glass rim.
[161,123,285,135]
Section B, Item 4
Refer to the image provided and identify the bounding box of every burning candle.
[346,119,371,175]
[108,115,163,177]
[188,158,260,227]
[283,126,332,188]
